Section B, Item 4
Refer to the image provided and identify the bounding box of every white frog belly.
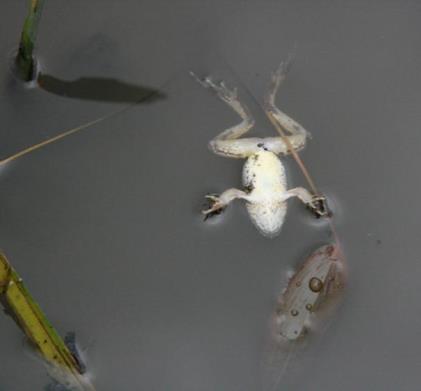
[242,151,288,236]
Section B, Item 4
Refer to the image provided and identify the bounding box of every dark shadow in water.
[37,73,166,103]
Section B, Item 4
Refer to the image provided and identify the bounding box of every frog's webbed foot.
[208,81,244,119]
[266,58,292,107]
[192,73,237,104]
[202,194,226,220]
[306,195,331,218]
[191,72,254,138]
[264,57,310,148]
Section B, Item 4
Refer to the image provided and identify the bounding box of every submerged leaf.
[262,245,346,390]
[274,244,345,341]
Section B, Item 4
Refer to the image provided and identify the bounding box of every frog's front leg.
[202,188,251,219]
[282,187,329,218]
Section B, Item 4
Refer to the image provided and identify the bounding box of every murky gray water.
[1,1,421,390]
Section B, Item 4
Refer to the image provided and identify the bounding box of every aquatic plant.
[0,253,95,390]
[15,0,45,81]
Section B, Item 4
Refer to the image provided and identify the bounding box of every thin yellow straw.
[267,115,319,195]
[270,115,345,259]
[0,79,167,166]
[0,115,108,166]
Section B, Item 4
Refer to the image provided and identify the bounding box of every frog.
[194,60,327,237]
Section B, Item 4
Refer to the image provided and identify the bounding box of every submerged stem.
[15,0,45,81]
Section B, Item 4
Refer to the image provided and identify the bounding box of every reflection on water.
[38,74,165,103]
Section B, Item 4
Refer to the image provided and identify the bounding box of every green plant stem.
[15,0,45,81]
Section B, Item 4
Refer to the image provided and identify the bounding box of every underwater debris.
[0,252,95,391]
[274,244,345,341]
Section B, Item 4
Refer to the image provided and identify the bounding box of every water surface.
[1,1,421,390]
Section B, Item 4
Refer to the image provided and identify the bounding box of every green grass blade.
[0,252,95,390]
[15,0,45,81]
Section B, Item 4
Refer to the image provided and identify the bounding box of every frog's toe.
[307,195,331,218]
[204,194,220,202]
[202,195,226,219]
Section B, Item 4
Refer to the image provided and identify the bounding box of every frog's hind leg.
[193,74,256,158]
[263,59,309,154]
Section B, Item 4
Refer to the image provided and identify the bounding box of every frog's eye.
[257,142,269,151]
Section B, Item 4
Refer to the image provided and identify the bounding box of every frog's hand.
[202,189,251,220]
[306,195,331,218]
[202,194,226,220]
